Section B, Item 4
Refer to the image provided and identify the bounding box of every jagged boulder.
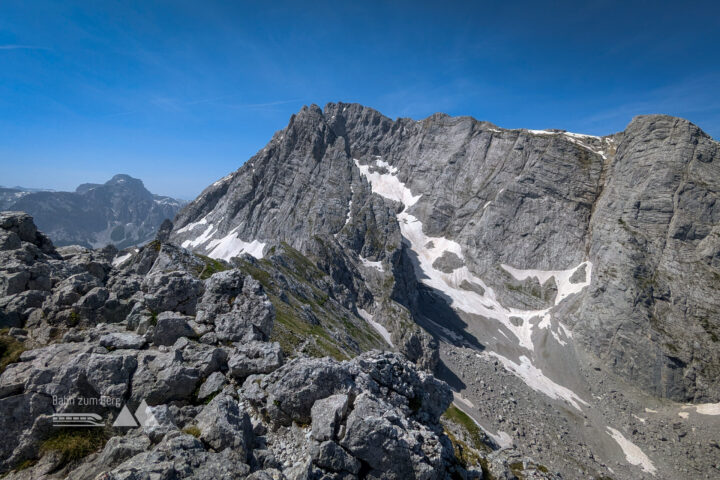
[100,332,147,350]
[194,393,253,456]
[243,351,457,480]
[228,341,283,380]
[142,271,204,316]
[310,393,348,442]
[130,350,201,405]
[0,212,55,254]
[152,311,197,346]
[197,371,227,401]
[102,432,252,479]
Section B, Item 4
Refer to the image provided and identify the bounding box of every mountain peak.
[106,173,145,188]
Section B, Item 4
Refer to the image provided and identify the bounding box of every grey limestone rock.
[228,341,283,380]
[310,393,349,442]
[197,371,227,401]
[99,331,147,350]
[195,393,253,456]
[152,311,197,346]
[310,440,360,475]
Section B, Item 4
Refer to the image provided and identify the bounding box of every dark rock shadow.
[435,358,466,391]
[393,243,486,353]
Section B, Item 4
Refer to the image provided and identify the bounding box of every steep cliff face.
[572,115,720,401]
[172,103,720,403]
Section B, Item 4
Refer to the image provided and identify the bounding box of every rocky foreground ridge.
[0,212,553,479]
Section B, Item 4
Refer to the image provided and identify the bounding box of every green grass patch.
[235,259,274,290]
[68,311,81,327]
[237,245,387,360]
[0,329,25,373]
[40,428,109,467]
[509,461,525,478]
[194,254,230,279]
[149,310,158,326]
[442,405,492,453]
[12,458,37,473]
[182,425,201,438]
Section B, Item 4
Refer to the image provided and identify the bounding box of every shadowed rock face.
[173,103,720,403]
[3,174,184,249]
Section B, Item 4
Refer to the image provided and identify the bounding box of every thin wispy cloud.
[228,99,303,110]
[0,44,50,51]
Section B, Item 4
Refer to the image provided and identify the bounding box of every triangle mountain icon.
[112,405,139,427]
[134,400,159,427]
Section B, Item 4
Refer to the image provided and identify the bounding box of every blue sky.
[1,1,719,199]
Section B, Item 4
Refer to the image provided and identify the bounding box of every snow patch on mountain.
[606,426,657,475]
[356,157,593,409]
[205,227,266,260]
[501,261,592,305]
[177,216,265,260]
[355,160,421,207]
[486,352,588,411]
[358,308,394,346]
[692,402,720,415]
[177,216,208,234]
[359,255,384,272]
[112,252,133,267]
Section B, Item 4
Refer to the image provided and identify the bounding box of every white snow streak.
[355,160,420,207]
[356,158,590,352]
[345,185,354,226]
[632,414,646,424]
[357,308,394,346]
[693,402,720,415]
[359,256,384,272]
[486,352,588,410]
[606,427,656,475]
[373,157,398,174]
[178,216,265,260]
[182,224,216,249]
[356,157,592,410]
[205,227,266,260]
[525,129,610,159]
[501,261,592,306]
[177,216,208,234]
[112,253,133,267]
[212,173,232,187]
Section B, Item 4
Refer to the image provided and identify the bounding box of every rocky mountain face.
[1,103,719,479]
[170,103,720,478]
[0,187,52,210]
[173,103,720,403]
[2,174,183,249]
